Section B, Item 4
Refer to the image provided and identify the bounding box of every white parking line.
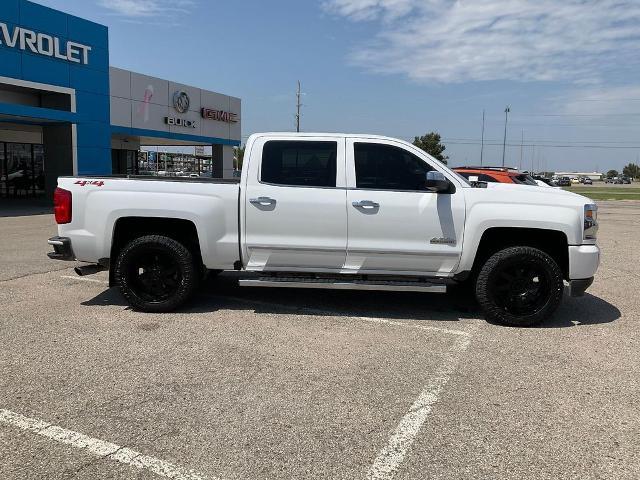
[357,316,471,337]
[0,409,219,480]
[366,330,474,480]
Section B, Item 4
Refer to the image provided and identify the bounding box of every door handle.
[249,196,276,206]
[352,200,379,208]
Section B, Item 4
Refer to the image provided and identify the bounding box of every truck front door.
[242,136,347,271]
[344,138,466,275]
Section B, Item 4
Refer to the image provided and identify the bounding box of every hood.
[481,182,595,205]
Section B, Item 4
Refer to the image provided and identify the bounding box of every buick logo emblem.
[172,90,190,114]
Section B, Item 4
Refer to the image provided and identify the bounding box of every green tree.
[234,145,245,170]
[606,169,619,178]
[413,132,448,165]
[622,163,640,179]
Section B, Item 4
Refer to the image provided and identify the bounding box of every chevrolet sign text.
[0,22,92,65]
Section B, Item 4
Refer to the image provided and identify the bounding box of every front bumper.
[47,236,74,261]
[568,244,600,280]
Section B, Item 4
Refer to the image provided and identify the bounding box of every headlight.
[584,203,598,240]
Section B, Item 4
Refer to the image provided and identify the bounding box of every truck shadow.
[82,272,621,328]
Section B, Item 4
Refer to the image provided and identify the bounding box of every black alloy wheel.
[476,246,564,326]
[114,235,198,312]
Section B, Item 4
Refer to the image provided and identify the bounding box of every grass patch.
[562,187,640,200]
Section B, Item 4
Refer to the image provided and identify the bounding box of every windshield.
[454,171,471,185]
[512,174,538,186]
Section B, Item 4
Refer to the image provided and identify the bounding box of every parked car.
[583,177,593,185]
[532,175,558,187]
[453,166,538,185]
[622,176,631,184]
[556,176,572,186]
[48,133,600,327]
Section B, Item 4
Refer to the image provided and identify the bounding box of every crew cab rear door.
[344,138,465,275]
[241,135,347,271]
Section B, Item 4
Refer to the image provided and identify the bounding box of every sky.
[36,0,640,172]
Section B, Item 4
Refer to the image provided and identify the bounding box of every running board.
[238,276,447,293]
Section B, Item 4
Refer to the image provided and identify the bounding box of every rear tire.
[475,246,564,327]
[114,235,198,312]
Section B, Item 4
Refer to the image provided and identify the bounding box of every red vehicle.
[453,166,538,185]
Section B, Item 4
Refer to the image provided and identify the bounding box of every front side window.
[354,143,434,190]
[261,141,337,187]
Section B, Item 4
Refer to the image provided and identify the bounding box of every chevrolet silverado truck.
[48,133,600,326]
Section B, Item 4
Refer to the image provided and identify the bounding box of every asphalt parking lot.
[1,201,639,480]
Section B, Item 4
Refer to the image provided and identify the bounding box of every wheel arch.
[470,227,569,280]
[108,217,203,286]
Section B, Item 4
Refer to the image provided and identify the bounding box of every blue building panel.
[21,53,70,87]
[67,15,108,50]
[0,47,22,79]
[1,0,19,23]
[75,91,110,123]
[70,64,110,95]
[84,45,110,72]
[76,122,112,149]
[18,0,68,37]
[75,147,112,175]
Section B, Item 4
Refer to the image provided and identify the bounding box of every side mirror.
[425,171,451,193]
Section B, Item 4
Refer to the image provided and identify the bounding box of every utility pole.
[501,105,510,167]
[295,80,302,133]
[531,144,535,173]
[480,109,485,166]
[519,129,524,170]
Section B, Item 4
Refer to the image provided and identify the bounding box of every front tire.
[475,246,564,327]
[114,235,198,312]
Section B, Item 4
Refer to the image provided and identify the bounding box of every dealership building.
[0,0,241,199]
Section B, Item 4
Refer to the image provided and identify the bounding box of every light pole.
[502,106,510,167]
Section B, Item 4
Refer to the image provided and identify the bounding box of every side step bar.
[238,276,447,293]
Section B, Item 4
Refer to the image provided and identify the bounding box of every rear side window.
[457,172,499,182]
[479,174,499,183]
[354,142,433,190]
[261,141,337,187]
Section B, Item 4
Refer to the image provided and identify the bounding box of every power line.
[443,141,640,149]
[443,137,640,144]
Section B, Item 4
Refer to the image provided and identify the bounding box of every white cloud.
[322,0,640,84]
[98,0,194,18]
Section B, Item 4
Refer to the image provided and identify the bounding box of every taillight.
[53,187,72,224]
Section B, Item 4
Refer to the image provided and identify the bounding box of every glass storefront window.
[0,142,45,198]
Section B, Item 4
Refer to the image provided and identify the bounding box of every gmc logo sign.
[201,108,238,123]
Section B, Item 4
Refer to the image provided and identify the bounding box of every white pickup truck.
[48,132,600,326]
